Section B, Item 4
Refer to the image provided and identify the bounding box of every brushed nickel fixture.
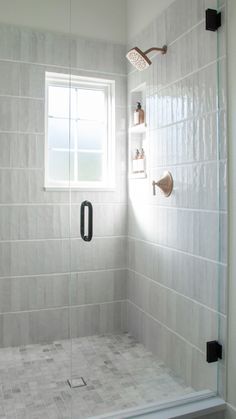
[152,171,173,197]
[126,45,167,71]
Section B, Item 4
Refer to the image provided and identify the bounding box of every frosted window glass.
[48,86,76,118]
[77,152,103,182]
[48,118,75,149]
[48,150,74,182]
[77,120,105,150]
[77,89,105,121]
[46,73,114,188]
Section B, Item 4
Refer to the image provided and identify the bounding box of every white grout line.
[0,158,227,171]
[0,94,44,100]
[128,108,227,130]
[128,25,226,76]
[0,57,128,78]
[127,17,205,76]
[167,19,205,48]
[0,267,127,280]
[226,403,236,413]
[127,267,226,317]
[127,203,227,214]
[0,202,226,213]
[127,235,227,267]
[0,158,227,173]
[0,202,128,206]
[127,299,205,356]
[128,45,225,78]
[0,167,43,170]
[165,1,226,49]
[0,235,126,244]
[128,55,226,97]
[0,131,45,135]
[0,299,127,316]
[150,158,227,170]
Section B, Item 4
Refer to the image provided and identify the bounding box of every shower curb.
[88,393,225,419]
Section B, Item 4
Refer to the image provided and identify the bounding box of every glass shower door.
[68,1,227,418]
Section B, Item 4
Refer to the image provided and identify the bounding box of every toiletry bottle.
[135,148,140,159]
[139,148,145,172]
[134,102,145,125]
[133,149,140,173]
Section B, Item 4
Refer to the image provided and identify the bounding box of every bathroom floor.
[0,333,193,419]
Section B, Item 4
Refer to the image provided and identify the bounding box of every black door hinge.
[206,341,222,363]
[206,9,221,31]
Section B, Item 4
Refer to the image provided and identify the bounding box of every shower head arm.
[144,46,167,55]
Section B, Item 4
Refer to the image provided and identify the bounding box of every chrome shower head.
[126,45,167,71]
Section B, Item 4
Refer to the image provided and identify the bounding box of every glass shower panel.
[216,0,227,400]
[69,1,227,419]
[0,1,73,418]
[127,0,226,408]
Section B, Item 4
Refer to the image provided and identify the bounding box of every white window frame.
[44,72,115,191]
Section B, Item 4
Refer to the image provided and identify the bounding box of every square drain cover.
[67,377,87,388]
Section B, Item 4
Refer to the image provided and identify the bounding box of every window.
[45,72,115,189]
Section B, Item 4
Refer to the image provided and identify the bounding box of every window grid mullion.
[46,74,114,188]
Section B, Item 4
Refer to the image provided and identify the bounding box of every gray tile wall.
[0,23,128,346]
[127,0,227,395]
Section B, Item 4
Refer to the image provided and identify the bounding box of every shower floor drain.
[67,377,87,388]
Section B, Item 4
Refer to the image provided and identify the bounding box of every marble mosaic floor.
[0,333,193,419]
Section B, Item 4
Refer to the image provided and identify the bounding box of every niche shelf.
[129,123,147,134]
[128,83,148,179]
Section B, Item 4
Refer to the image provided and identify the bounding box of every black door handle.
[80,201,93,242]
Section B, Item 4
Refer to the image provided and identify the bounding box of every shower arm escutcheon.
[152,171,173,197]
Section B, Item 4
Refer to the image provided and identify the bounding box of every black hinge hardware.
[205,9,221,31]
[206,341,222,363]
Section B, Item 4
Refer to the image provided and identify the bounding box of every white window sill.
[44,185,116,192]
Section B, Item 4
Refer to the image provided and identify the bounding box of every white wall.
[126,0,175,42]
[0,0,127,44]
[226,0,236,418]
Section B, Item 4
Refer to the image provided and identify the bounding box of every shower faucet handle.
[152,171,173,197]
